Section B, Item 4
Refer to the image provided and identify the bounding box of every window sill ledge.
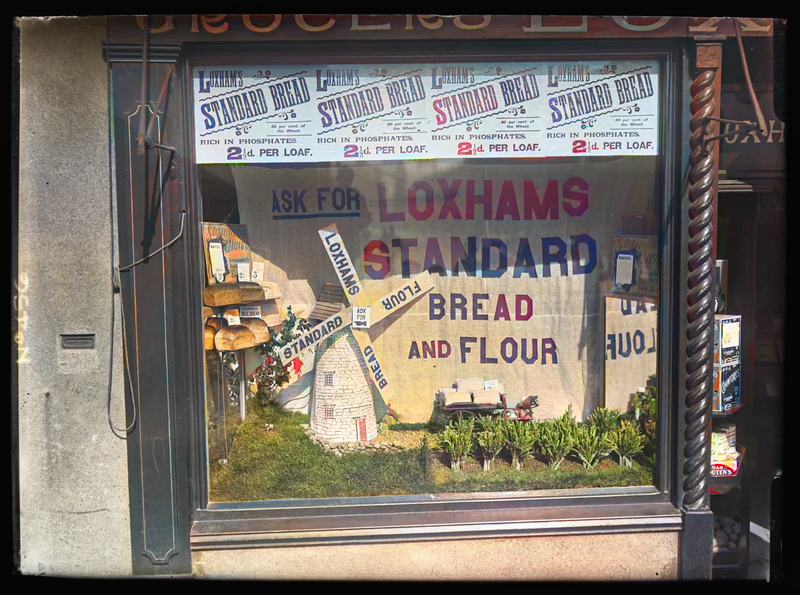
[191,486,682,550]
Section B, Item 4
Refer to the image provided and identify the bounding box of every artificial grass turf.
[209,402,653,503]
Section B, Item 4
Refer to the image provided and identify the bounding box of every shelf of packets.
[711,422,744,493]
[713,315,743,415]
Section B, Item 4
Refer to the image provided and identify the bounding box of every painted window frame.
[180,39,685,549]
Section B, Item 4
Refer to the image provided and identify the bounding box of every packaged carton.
[714,314,741,364]
[711,456,740,477]
[713,362,742,413]
[712,423,737,459]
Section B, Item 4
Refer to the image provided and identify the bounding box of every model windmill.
[277,224,434,443]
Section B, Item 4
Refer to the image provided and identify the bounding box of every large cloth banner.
[231,157,658,422]
[604,297,658,412]
[194,60,659,164]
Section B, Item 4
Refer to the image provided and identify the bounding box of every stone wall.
[16,16,132,577]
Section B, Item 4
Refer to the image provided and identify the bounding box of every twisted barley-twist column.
[683,68,717,510]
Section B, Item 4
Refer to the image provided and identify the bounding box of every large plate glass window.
[193,56,662,502]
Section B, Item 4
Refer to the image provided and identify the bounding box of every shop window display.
[195,57,663,501]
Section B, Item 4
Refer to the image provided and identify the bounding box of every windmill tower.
[310,328,377,443]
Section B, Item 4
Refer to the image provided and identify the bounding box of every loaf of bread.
[204,322,217,350]
[205,316,228,332]
[239,317,270,344]
[203,282,265,307]
[214,325,256,351]
[203,283,242,307]
[238,282,265,303]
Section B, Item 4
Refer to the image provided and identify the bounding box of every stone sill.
[191,486,682,550]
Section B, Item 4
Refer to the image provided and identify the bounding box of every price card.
[251,261,264,283]
[237,262,250,282]
[224,308,241,326]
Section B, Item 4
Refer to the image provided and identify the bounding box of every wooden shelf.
[713,403,744,417]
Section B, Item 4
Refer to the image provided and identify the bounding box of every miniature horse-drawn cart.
[441,394,540,422]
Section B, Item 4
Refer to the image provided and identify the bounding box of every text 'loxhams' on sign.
[193,60,660,164]
[319,224,367,303]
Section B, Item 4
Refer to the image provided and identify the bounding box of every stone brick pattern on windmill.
[311,328,377,443]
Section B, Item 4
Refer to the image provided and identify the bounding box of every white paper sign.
[240,305,261,318]
[251,261,264,283]
[615,253,635,286]
[353,306,371,329]
[193,60,660,164]
[208,240,226,283]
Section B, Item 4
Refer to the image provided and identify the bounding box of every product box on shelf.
[711,452,741,477]
[712,423,737,459]
[713,362,742,413]
[714,314,741,364]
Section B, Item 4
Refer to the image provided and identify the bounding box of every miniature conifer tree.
[252,306,311,407]
[572,424,613,469]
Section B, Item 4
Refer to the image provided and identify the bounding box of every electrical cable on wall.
[107,41,183,438]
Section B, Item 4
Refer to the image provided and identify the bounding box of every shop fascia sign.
[117,15,773,40]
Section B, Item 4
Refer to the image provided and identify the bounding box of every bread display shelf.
[203,282,275,351]
[205,314,273,352]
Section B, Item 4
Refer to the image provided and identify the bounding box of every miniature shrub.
[572,424,613,469]
[609,420,646,467]
[587,407,622,436]
[559,404,578,429]
[502,419,537,471]
[439,417,476,471]
[535,419,575,469]
[632,378,658,465]
[476,417,507,471]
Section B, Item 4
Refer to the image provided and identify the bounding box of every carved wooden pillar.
[679,41,722,581]
[683,42,721,512]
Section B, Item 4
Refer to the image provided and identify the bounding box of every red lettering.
[364,240,390,280]
[562,177,589,216]
[495,181,520,220]
[523,179,559,220]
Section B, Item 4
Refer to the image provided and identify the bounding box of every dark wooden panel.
[112,57,192,576]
